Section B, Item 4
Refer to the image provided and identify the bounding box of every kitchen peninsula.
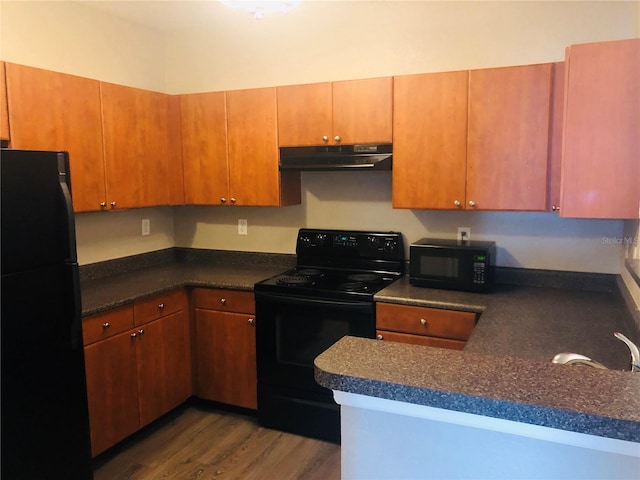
[315,277,640,479]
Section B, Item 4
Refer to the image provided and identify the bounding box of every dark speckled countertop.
[316,275,640,443]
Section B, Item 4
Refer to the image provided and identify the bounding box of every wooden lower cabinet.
[194,288,257,409]
[376,302,477,350]
[83,289,191,457]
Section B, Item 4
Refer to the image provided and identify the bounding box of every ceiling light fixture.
[220,0,301,20]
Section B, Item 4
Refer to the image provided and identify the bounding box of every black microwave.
[409,238,496,292]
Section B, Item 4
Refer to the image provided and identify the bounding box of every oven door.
[255,291,374,442]
[255,291,375,393]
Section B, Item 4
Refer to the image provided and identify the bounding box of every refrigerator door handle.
[57,152,78,264]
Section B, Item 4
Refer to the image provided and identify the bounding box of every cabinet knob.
[376,334,384,340]
[138,329,145,335]
[221,197,226,203]
[552,205,560,212]
[158,303,165,310]
[110,201,117,208]
[230,198,236,204]
[100,202,107,209]
[454,200,461,207]
[130,332,137,338]
[248,318,255,326]
[220,298,227,305]
[102,322,110,329]
[420,318,428,326]
[468,200,476,207]
[322,135,329,143]
[334,135,341,143]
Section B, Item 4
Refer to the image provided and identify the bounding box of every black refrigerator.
[1,149,93,479]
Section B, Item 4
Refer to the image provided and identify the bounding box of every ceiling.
[75,0,303,31]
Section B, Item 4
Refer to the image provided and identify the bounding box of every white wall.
[1,0,638,272]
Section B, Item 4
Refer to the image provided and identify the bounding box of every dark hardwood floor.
[92,402,341,480]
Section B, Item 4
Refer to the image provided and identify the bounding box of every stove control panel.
[296,229,404,263]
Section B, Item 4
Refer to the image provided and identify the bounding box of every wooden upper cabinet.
[467,63,552,211]
[332,77,393,145]
[227,87,300,206]
[392,70,468,209]
[180,91,229,205]
[277,77,392,146]
[0,62,9,141]
[277,82,332,147]
[101,82,183,209]
[560,39,640,219]
[5,63,107,212]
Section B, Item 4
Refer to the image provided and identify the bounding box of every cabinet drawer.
[376,330,466,351]
[134,288,187,326]
[376,303,476,341]
[82,304,134,346]
[193,288,255,314]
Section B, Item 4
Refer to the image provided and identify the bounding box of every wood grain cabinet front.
[376,303,477,351]
[181,88,301,206]
[194,288,257,409]
[277,77,393,147]
[100,82,184,209]
[4,63,107,212]
[393,63,553,211]
[559,38,640,219]
[82,289,191,457]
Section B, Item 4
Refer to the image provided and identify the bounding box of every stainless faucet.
[551,332,640,372]
[614,332,640,372]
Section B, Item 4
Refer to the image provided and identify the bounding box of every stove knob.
[368,236,380,249]
[315,233,327,245]
[384,239,397,252]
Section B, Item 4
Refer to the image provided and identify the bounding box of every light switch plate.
[142,218,150,236]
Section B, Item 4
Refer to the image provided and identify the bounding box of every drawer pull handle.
[420,318,428,326]
[220,298,227,305]
[377,334,384,340]
[130,332,137,338]
[138,329,145,335]
[248,318,255,326]
[158,303,165,310]
[102,322,110,329]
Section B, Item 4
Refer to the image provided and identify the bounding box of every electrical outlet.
[457,227,470,242]
[141,219,150,236]
[238,218,248,235]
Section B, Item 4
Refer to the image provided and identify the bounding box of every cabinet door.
[392,71,468,209]
[195,309,257,409]
[226,87,283,206]
[467,63,552,211]
[181,91,230,204]
[101,82,176,209]
[5,63,106,212]
[332,77,393,145]
[84,330,139,457]
[136,311,192,427]
[277,82,332,147]
[560,39,640,219]
[0,61,9,141]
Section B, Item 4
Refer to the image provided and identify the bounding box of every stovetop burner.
[255,228,405,301]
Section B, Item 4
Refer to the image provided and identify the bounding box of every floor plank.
[92,403,341,480]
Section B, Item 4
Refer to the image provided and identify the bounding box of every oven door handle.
[255,292,373,312]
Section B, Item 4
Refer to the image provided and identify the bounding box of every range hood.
[279,144,392,171]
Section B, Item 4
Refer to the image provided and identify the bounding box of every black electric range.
[254,228,405,443]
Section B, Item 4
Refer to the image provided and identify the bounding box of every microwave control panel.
[473,255,488,284]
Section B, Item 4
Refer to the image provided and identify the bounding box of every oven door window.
[277,315,350,368]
